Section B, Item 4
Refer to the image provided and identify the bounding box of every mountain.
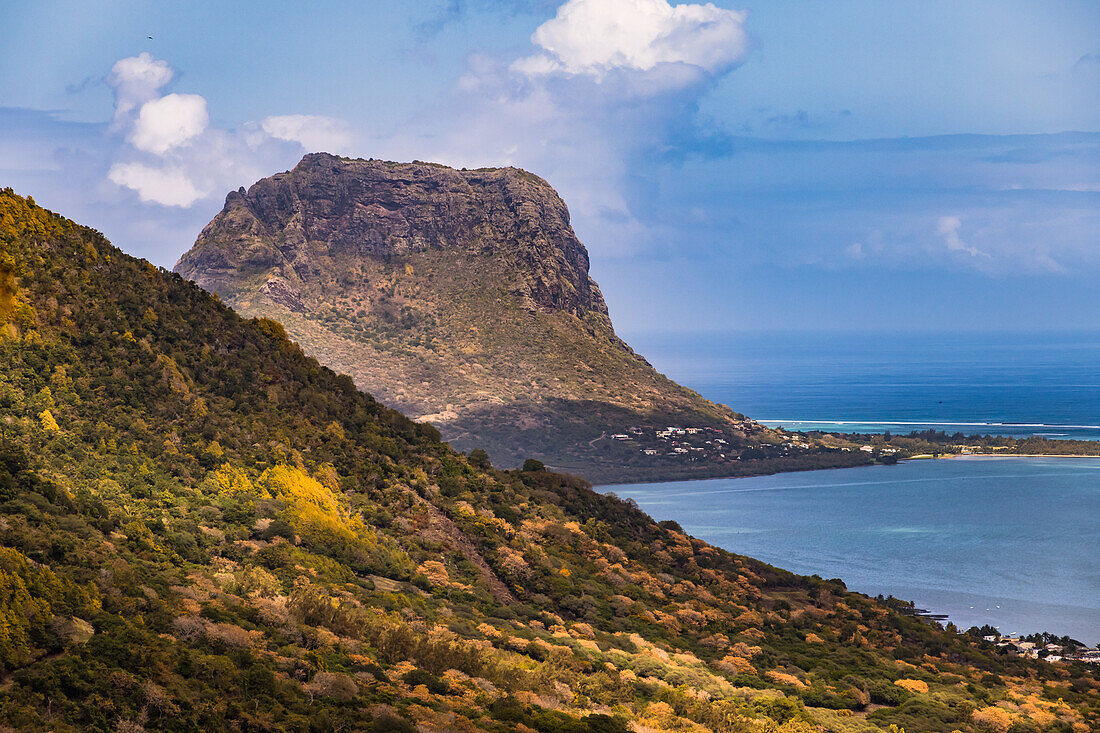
[175,153,870,482]
[3,189,1097,730]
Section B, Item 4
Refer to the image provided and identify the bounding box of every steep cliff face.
[178,153,610,323]
[176,155,860,480]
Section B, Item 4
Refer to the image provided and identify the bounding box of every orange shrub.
[894,678,929,694]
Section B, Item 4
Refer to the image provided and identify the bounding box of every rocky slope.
[176,154,866,480]
[3,188,1096,732]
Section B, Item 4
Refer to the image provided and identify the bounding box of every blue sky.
[1,0,1097,332]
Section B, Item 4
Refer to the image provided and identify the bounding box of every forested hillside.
[0,188,1095,731]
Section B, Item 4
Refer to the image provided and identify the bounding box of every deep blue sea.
[625,331,1100,440]
[605,331,1100,643]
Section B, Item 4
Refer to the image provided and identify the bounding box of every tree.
[468,448,492,469]
[522,458,545,472]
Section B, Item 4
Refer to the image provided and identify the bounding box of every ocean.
[607,457,1100,645]
[604,330,1100,643]
[625,330,1100,441]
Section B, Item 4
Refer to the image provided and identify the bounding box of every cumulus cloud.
[386,1,751,257]
[129,93,210,154]
[513,0,748,78]
[261,115,354,154]
[99,54,359,208]
[107,163,205,207]
[936,216,990,259]
[107,52,173,129]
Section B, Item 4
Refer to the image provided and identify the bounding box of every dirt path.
[405,488,517,605]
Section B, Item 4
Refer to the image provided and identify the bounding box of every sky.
[1,0,1098,334]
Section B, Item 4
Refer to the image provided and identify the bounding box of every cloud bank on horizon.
[0,0,1097,331]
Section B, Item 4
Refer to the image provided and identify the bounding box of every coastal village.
[605,423,821,462]
[604,423,901,463]
[976,633,1100,665]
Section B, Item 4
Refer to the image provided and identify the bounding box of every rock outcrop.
[178,153,609,323]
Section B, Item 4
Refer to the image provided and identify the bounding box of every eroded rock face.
[177,153,609,321]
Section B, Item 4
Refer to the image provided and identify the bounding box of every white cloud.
[261,115,354,154]
[107,163,205,207]
[129,93,210,154]
[107,52,174,129]
[936,216,991,259]
[101,55,357,209]
[385,2,750,258]
[514,0,748,78]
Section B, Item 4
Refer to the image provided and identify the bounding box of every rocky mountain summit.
[179,153,609,323]
[176,154,865,480]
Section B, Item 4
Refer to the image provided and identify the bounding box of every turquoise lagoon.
[604,456,1100,645]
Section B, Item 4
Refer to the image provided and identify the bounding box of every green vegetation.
[887,429,1100,457]
[806,429,1100,462]
[0,188,1095,731]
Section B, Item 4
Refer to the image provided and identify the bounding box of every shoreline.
[947,453,1100,459]
[760,419,1100,430]
[593,452,1100,488]
[591,458,873,487]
